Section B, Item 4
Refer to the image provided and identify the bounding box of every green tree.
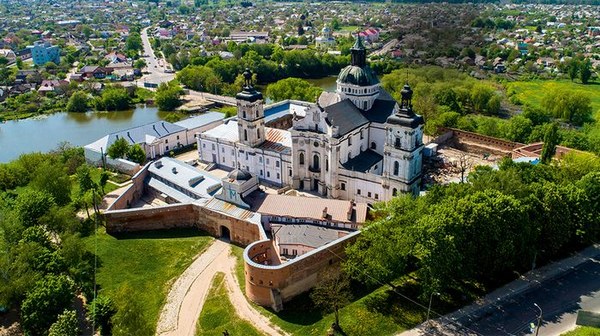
[30,161,72,206]
[125,32,143,52]
[541,123,559,164]
[579,58,592,84]
[266,77,323,102]
[155,82,182,111]
[21,275,75,336]
[89,296,116,335]
[127,144,146,164]
[542,89,592,125]
[99,171,110,194]
[14,189,56,227]
[567,59,579,82]
[107,137,130,159]
[310,270,352,331]
[100,86,130,111]
[504,115,533,143]
[134,58,147,70]
[49,310,79,336]
[66,90,89,112]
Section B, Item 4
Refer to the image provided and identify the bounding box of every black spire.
[350,34,366,68]
[236,68,263,102]
[400,83,413,113]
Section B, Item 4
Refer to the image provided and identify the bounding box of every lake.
[0,77,340,163]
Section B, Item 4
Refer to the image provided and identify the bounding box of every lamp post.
[426,291,440,326]
[534,303,543,336]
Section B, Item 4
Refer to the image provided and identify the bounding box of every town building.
[198,35,425,203]
[315,25,335,49]
[27,41,60,66]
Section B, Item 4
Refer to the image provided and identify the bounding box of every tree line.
[344,152,600,301]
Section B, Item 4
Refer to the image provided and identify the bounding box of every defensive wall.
[439,127,523,155]
[243,231,361,311]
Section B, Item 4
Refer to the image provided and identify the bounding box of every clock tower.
[236,68,265,148]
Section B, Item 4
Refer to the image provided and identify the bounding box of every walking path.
[156,239,287,336]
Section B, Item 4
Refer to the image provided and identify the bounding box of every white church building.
[197,35,424,203]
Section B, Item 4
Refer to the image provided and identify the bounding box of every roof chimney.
[322,207,328,219]
[172,167,178,174]
[347,201,353,221]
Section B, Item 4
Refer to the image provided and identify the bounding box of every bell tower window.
[393,161,399,176]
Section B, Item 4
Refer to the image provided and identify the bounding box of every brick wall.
[442,127,523,154]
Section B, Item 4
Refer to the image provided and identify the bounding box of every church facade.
[198,35,424,203]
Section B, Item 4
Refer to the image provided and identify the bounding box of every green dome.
[337,65,379,87]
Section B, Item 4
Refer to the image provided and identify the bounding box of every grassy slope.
[230,245,416,336]
[84,228,212,332]
[196,272,264,336]
[506,80,600,118]
[561,326,600,336]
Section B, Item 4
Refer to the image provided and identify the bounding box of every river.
[0,77,339,163]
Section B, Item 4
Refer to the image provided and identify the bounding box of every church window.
[363,101,367,110]
[348,136,352,145]
[360,130,364,140]
[394,161,399,176]
[260,169,263,176]
[276,161,280,168]
[313,154,320,170]
[245,153,248,160]
[267,171,271,178]
[371,142,376,150]
[299,153,305,164]
[368,192,372,198]
[326,158,329,172]
[244,130,248,141]
[341,183,346,191]
[266,158,270,165]
[243,111,246,118]
[231,149,234,155]
[257,129,260,139]
[277,173,280,179]
[222,157,225,163]
[395,137,401,148]
[176,135,180,140]
[357,189,361,195]
[166,139,169,144]
[221,147,224,153]
[166,145,169,151]
[289,169,292,176]
[375,193,379,200]
[364,89,367,94]
[393,188,398,196]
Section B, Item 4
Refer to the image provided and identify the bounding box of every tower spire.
[350,33,366,68]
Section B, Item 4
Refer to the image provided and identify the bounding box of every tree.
[155,82,182,111]
[125,32,143,53]
[99,171,110,194]
[266,78,323,102]
[310,270,352,331]
[66,90,89,112]
[579,58,592,84]
[49,310,79,336]
[541,123,559,164]
[100,86,130,111]
[127,144,146,164]
[567,59,579,82]
[21,275,75,336]
[107,137,130,159]
[89,296,116,335]
[14,189,56,227]
[134,59,147,70]
[542,89,593,126]
[31,161,72,206]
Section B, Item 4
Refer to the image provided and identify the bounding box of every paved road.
[139,27,175,88]
[456,257,600,336]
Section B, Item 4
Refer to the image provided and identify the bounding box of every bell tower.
[236,68,265,148]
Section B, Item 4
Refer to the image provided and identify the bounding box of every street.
[455,257,600,336]
[139,26,176,87]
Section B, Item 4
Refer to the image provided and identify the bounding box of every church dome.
[322,25,331,33]
[228,169,252,181]
[337,65,379,86]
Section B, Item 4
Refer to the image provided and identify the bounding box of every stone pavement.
[398,244,600,336]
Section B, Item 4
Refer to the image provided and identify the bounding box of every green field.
[195,272,263,336]
[561,326,600,336]
[231,246,426,336]
[84,229,212,332]
[506,80,600,118]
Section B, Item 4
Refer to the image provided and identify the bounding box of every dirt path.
[156,239,287,336]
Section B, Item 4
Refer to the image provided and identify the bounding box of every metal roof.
[341,149,383,173]
[325,99,369,138]
[203,198,261,224]
[148,157,222,199]
[174,112,224,130]
[273,224,346,249]
[85,121,186,152]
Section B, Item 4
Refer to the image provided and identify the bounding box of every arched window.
[393,161,399,176]
[299,152,304,165]
[244,129,248,141]
[393,188,398,196]
[325,158,329,172]
[340,183,346,191]
[395,137,401,148]
[313,154,320,170]
[243,111,246,119]
[370,142,376,150]
[257,129,260,139]
[363,101,367,110]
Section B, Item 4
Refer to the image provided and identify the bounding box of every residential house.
[27,41,60,66]
[38,79,68,94]
[0,49,17,63]
[104,51,128,64]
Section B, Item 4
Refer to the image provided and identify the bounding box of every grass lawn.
[339,25,360,33]
[230,246,430,336]
[196,272,263,336]
[506,80,600,118]
[561,326,600,336]
[84,228,213,333]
